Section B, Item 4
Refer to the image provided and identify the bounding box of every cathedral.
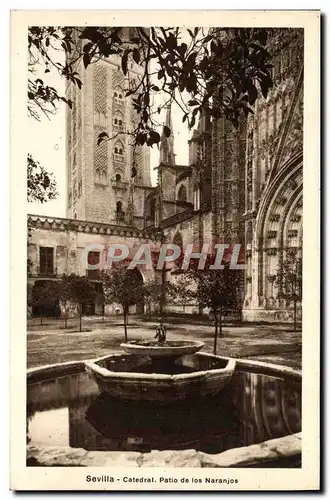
[27,27,303,323]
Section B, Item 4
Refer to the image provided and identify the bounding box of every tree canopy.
[27,26,274,202]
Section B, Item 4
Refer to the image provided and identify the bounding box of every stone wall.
[27,215,160,317]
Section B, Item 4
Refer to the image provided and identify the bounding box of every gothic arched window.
[177,184,187,203]
[114,140,125,161]
[173,232,184,269]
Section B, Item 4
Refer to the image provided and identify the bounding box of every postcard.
[10,9,320,491]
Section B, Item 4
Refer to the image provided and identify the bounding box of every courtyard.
[27,315,302,370]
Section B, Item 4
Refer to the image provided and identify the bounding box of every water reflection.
[27,370,301,456]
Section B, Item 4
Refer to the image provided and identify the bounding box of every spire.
[159,105,176,166]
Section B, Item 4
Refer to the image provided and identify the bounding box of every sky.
[27,47,191,218]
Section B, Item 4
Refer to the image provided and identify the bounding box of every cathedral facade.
[27,27,303,323]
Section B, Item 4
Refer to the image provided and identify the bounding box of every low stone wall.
[27,433,301,467]
[242,307,302,323]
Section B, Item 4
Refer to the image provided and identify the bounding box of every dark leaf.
[150,131,161,143]
[83,42,94,53]
[97,132,109,145]
[132,48,140,64]
[76,78,83,90]
[163,125,171,138]
[83,52,90,69]
[246,84,258,104]
[121,49,129,76]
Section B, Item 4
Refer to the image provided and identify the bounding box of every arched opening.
[115,173,121,184]
[116,201,124,221]
[113,111,124,128]
[177,184,187,203]
[193,186,201,210]
[145,195,156,224]
[114,140,124,159]
[126,268,145,314]
[173,232,183,269]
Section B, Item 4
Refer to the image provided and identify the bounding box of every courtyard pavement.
[26,315,302,370]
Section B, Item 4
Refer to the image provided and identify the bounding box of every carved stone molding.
[27,215,162,241]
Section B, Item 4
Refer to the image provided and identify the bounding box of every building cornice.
[27,214,163,241]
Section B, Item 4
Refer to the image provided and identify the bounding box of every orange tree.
[188,263,243,354]
[101,264,144,342]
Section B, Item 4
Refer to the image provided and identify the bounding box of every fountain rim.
[119,339,205,357]
[27,354,302,382]
[84,354,236,381]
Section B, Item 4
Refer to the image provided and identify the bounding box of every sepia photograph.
[10,9,320,491]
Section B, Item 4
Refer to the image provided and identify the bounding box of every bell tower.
[66,28,151,227]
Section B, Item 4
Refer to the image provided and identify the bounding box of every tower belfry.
[159,106,176,166]
[65,28,151,228]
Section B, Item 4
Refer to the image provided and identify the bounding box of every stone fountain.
[85,325,236,403]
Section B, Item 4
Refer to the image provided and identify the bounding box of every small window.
[115,173,121,184]
[119,120,122,126]
[119,148,123,155]
[115,147,118,154]
[116,201,122,213]
[119,94,123,99]
[114,118,118,124]
[114,92,117,98]
[88,251,100,266]
[39,247,54,275]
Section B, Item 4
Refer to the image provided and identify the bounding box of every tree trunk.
[123,309,128,342]
[219,305,223,338]
[160,267,166,323]
[64,314,67,329]
[213,317,218,355]
[79,306,82,332]
[293,297,297,332]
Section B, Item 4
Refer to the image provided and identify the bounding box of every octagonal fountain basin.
[84,352,236,403]
[120,340,205,359]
